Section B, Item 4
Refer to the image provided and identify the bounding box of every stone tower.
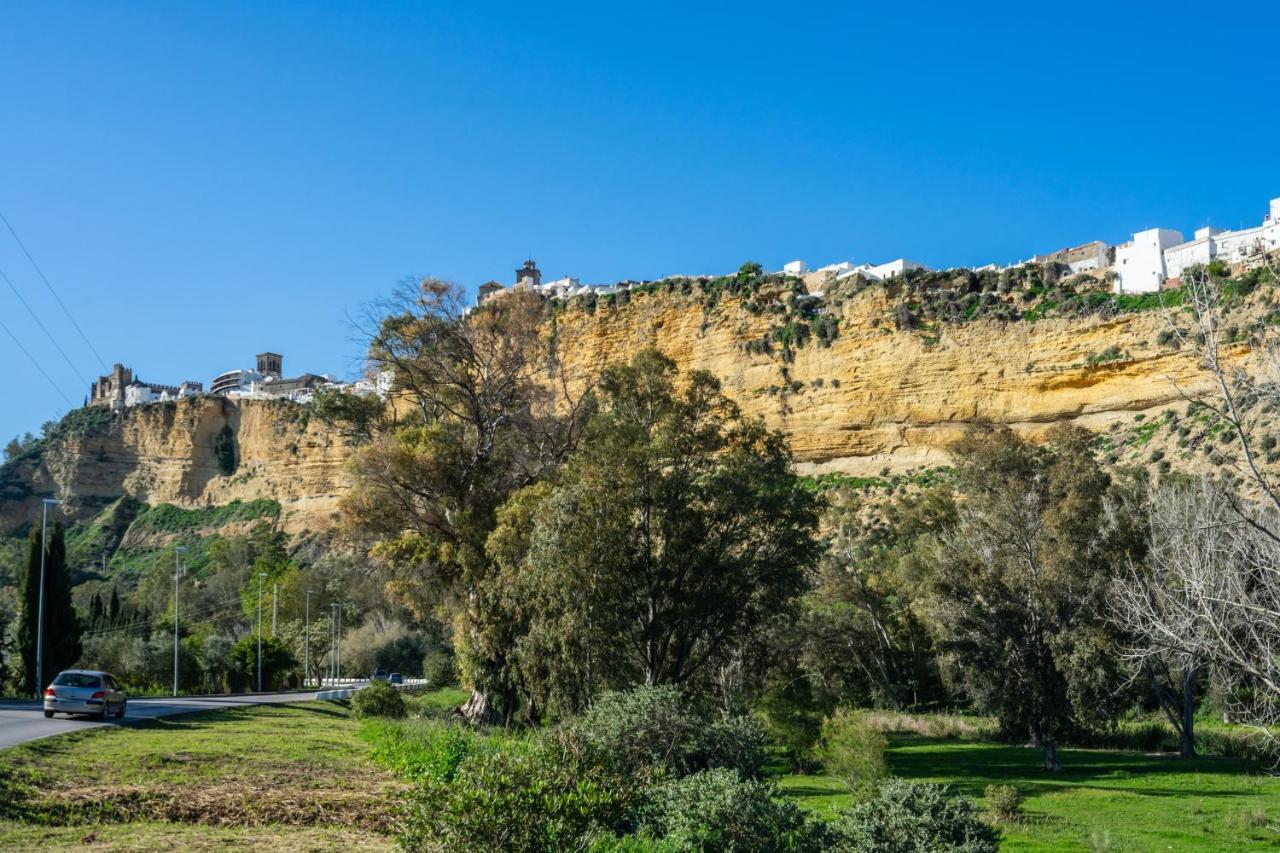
[256,352,283,379]
[515,259,541,288]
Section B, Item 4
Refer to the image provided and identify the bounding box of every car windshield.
[53,673,101,688]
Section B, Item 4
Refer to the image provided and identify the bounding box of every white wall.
[1115,228,1183,293]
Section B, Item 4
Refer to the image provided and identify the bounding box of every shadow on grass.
[889,735,1261,800]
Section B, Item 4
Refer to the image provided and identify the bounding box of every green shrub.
[984,784,1024,823]
[818,708,888,799]
[400,748,628,853]
[690,715,769,780]
[638,768,830,852]
[423,646,459,686]
[561,686,697,777]
[351,680,406,720]
[362,718,478,781]
[213,424,237,476]
[828,779,999,853]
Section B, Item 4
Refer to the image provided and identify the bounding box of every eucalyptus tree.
[921,424,1140,770]
[342,279,590,723]
[489,349,820,714]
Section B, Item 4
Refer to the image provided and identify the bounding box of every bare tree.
[1120,253,1280,754]
[1113,478,1280,756]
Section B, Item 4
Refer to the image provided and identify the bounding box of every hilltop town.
[87,352,392,411]
[479,195,1280,305]
[80,194,1279,417]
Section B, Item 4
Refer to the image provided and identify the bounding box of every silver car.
[43,670,127,720]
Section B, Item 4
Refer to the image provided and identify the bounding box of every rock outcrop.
[0,285,1208,534]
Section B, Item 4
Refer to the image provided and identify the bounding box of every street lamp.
[34,498,60,697]
[331,602,341,683]
[304,589,313,688]
[172,545,187,697]
[257,572,268,692]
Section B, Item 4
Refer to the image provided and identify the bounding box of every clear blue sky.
[1,2,1278,442]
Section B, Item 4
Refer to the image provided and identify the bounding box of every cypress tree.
[109,587,121,623]
[90,593,103,626]
[17,523,82,693]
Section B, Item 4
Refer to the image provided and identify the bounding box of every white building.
[867,258,927,280]
[782,259,807,275]
[1114,228,1184,293]
[1163,198,1280,281]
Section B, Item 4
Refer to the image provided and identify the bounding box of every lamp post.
[304,589,313,688]
[331,602,341,683]
[172,545,187,697]
[34,498,60,697]
[257,572,268,692]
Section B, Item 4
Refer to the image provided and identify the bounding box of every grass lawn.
[781,735,1280,851]
[0,701,405,851]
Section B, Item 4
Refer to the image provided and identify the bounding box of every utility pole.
[257,572,267,692]
[172,545,187,697]
[35,498,60,697]
[304,589,313,688]
[272,583,278,636]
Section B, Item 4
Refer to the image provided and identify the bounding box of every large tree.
[921,424,1140,770]
[17,522,82,694]
[488,349,820,715]
[800,487,952,712]
[342,280,588,723]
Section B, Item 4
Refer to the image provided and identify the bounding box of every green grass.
[781,735,1280,851]
[0,701,403,844]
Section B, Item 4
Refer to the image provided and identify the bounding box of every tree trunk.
[1180,664,1197,758]
[459,687,502,726]
[1042,740,1062,771]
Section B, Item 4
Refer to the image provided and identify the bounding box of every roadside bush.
[819,708,888,799]
[560,686,698,777]
[984,784,1024,823]
[229,634,295,690]
[400,748,628,853]
[423,645,459,686]
[690,715,769,780]
[828,779,999,853]
[362,718,476,781]
[351,680,406,719]
[637,768,831,852]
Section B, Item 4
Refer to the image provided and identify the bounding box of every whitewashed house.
[1114,228,1184,293]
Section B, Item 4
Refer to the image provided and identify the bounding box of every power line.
[0,210,108,371]
[0,314,74,406]
[0,263,91,388]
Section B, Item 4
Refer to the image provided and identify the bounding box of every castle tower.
[515,259,541,288]
[256,352,283,379]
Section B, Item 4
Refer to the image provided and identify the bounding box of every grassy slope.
[0,701,400,851]
[781,735,1280,852]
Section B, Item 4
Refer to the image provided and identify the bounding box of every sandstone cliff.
[0,396,354,535]
[0,283,1213,535]
[550,286,1207,476]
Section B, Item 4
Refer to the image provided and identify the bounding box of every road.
[0,690,326,751]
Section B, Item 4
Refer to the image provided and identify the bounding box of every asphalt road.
[0,690,325,751]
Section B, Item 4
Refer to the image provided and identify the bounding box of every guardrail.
[315,677,430,701]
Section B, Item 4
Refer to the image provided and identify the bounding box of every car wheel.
[116,702,127,719]
[43,709,54,719]
[97,706,109,722]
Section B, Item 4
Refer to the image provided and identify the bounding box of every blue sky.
[1,2,1278,441]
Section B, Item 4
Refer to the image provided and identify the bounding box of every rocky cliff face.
[551,287,1207,475]
[0,285,1209,535]
[0,396,354,535]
